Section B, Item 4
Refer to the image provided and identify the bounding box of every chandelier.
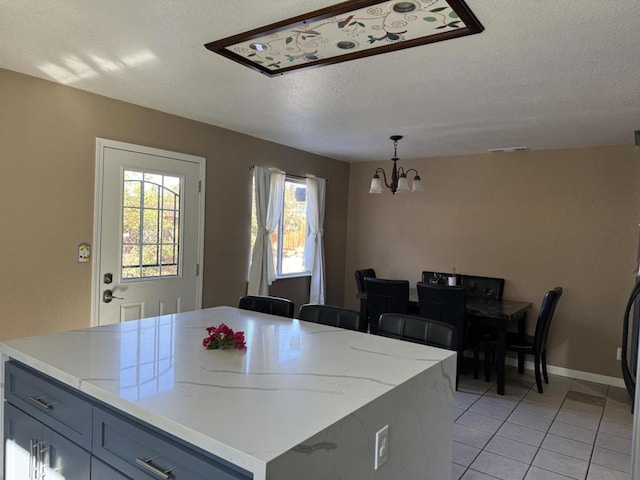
[369,135,424,194]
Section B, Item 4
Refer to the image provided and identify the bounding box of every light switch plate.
[374,425,389,470]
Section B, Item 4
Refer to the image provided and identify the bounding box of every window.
[122,170,181,280]
[250,176,308,277]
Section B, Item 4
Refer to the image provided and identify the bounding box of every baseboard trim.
[464,352,626,388]
[503,356,625,388]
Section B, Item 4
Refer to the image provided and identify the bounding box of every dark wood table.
[465,298,532,395]
[360,289,531,395]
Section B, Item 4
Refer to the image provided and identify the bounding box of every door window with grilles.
[122,170,182,280]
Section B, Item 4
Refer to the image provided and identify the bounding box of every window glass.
[122,170,182,280]
[249,175,309,277]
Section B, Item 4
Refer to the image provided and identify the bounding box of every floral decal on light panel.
[227,0,466,71]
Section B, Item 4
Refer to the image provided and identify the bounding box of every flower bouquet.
[202,323,247,351]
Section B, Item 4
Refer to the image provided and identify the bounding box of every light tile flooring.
[453,367,635,480]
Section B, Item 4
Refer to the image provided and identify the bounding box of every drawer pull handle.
[136,457,172,480]
[29,396,54,410]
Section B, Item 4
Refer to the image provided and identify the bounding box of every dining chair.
[298,304,366,332]
[485,287,563,393]
[416,282,481,386]
[354,268,376,327]
[377,313,456,350]
[364,278,410,335]
[238,295,295,318]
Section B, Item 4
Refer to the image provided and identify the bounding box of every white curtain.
[304,175,327,304]
[248,167,285,295]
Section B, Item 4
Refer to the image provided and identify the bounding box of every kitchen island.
[1,306,455,480]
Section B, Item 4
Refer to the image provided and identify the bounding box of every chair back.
[354,268,376,294]
[298,304,366,332]
[364,278,409,334]
[533,287,563,351]
[421,270,453,285]
[377,313,456,350]
[460,275,505,300]
[416,282,467,350]
[238,295,295,318]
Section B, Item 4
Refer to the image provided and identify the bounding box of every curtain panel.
[247,167,285,295]
[305,175,327,304]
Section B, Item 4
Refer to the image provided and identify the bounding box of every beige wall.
[345,147,640,378]
[0,68,349,340]
[3,65,639,380]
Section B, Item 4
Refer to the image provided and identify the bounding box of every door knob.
[103,289,124,303]
[103,273,113,284]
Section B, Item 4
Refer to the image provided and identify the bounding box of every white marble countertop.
[0,306,455,479]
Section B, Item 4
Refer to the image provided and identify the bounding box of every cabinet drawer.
[92,456,132,480]
[93,406,251,480]
[5,361,93,449]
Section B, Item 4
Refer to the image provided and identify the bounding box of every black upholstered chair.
[238,295,295,318]
[354,268,376,295]
[485,287,563,393]
[298,304,366,332]
[377,313,456,350]
[364,278,410,335]
[460,275,505,301]
[354,268,376,326]
[416,282,480,386]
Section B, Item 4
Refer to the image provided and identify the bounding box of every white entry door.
[93,139,205,325]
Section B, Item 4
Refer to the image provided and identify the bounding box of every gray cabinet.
[4,360,252,480]
[93,406,250,480]
[4,402,90,480]
[5,360,93,449]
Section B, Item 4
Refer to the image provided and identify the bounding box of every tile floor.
[452,367,635,480]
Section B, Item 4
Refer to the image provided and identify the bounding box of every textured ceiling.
[0,0,638,162]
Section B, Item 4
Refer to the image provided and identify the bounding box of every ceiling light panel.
[205,0,483,77]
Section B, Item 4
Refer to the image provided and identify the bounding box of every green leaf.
[435,25,447,29]
[358,22,365,27]
[447,21,460,28]
[286,37,293,44]
[424,16,437,22]
[255,60,263,64]
[430,7,447,12]
[449,11,459,19]
[349,21,357,26]
[248,53,256,57]
[266,56,274,60]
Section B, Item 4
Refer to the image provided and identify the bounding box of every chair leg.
[534,352,543,393]
[541,349,549,384]
[455,353,461,391]
[473,347,480,380]
[484,344,492,382]
[518,352,525,374]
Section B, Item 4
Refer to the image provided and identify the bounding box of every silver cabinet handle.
[135,457,172,480]
[29,396,54,410]
[30,439,38,480]
[39,443,49,480]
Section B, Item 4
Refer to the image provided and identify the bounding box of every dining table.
[359,289,532,395]
[464,298,532,395]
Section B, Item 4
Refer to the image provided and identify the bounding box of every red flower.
[202,324,247,351]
